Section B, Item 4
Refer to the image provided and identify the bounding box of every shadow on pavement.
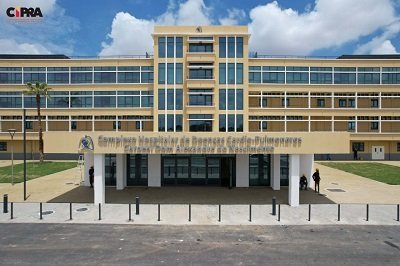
[48,186,336,205]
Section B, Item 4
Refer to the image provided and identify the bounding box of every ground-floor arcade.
[83,153,315,207]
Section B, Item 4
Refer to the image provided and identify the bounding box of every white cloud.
[219,8,246,25]
[0,39,51,54]
[100,0,213,56]
[248,0,397,55]
[370,40,398,54]
[0,0,79,54]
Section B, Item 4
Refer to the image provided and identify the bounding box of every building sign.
[98,135,303,154]
[79,135,94,151]
[5,6,43,22]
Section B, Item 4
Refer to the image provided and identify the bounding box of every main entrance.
[161,155,236,186]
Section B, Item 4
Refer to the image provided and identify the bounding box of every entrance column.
[116,154,126,190]
[148,154,161,187]
[236,154,249,187]
[271,154,280,190]
[83,152,94,186]
[94,153,105,204]
[300,154,314,189]
[288,154,300,207]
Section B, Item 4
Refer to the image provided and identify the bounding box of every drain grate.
[65,182,74,185]
[41,210,55,216]
[327,188,346,192]
[76,208,88,212]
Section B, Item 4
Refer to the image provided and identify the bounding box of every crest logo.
[79,135,94,151]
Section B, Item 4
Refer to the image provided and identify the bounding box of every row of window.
[157,114,243,132]
[249,66,400,84]
[0,66,154,84]
[0,91,153,108]
[251,97,381,108]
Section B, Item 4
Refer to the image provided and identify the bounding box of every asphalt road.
[0,224,399,265]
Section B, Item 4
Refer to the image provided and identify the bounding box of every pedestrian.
[89,166,94,188]
[299,174,308,190]
[312,168,321,193]
[353,147,358,160]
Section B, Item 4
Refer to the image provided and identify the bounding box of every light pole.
[8,129,16,185]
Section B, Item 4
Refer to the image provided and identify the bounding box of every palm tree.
[24,82,51,163]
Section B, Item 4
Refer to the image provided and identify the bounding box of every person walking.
[300,174,308,190]
[89,166,94,188]
[353,147,358,160]
[312,168,321,193]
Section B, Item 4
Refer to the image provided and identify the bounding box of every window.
[219,37,226,58]
[0,142,7,151]
[219,89,243,110]
[0,67,22,84]
[25,121,33,129]
[158,114,182,132]
[188,90,213,106]
[219,63,242,84]
[249,71,261,83]
[135,121,141,130]
[71,121,77,130]
[317,99,325,107]
[71,67,93,84]
[158,89,182,110]
[348,99,356,108]
[397,143,400,152]
[282,98,290,107]
[352,142,364,152]
[158,63,182,84]
[94,67,116,83]
[357,67,380,84]
[158,37,166,58]
[348,121,355,131]
[219,37,243,58]
[371,98,379,108]
[113,121,121,130]
[310,72,332,84]
[371,122,379,130]
[339,99,347,107]
[94,91,116,108]
[70,91,93,108]
[189,114,213,132]
[189,43,213,53]
[260,121,267,130]
[47,67,69,84]
[219,114,243,132]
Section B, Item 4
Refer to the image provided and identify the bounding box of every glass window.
[189,120,212,132]
[280,155,289,186]
[237,89,243,110]
[339,99,347,107]
[25,121,33,129]
[236,114,243,132]
[219,37,226,58]
[176,37,183,58]
[189,43,213,53]
[176,63,183,84]
[236,63,243,84]
[191,156,206,179]
[0,142,7,151]
[371,122,379,130]
[0,93,22,108]
[358,73,380,84]
[236,37,243,58]
[94,95,116,108]
[286,72,309,84]
[371,98,379,108]
[382,73,400,84]
[118,95,140,107]
[249,72,261,83]
[228,63,235,84]
[219,115,226,132]
[70,96,92,108]
[47,73,69,84]
[23,73,46,83]
[228,89,235,110]
[310,73,332,84]
[219,63,226,84]
[348,121,355,131]
[352,142,364,151]
[334,73,356,84]
[94,72,116,83]
[158,37,165,58]
[141,71,153,83]
[189,69,213,79]
[47,93,69,108]
[348,99,355,108]
[317,99,325,107]
[158,89,165,109]
[167,63,174,84]
[118,72,140,83]
[0,72,22,84]
[189,94,212,106]
[263,72,285,83]
[176,89,183,110]
[71,72,92,84]
[158,63,165,84]
[167,37,174,58]
[228,37,235,58]
[397,143,400,152]
[219,89,226,110]
[207,158,219,179]
[24,96,45,108]
[228,114,235,132]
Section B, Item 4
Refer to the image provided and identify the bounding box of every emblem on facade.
[196,26,202,33]
[79,135,94,151]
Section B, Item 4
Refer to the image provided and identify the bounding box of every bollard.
[308,204,311,221]
[135,196,139,215]
[397,204,399,222]
[338,204,341,221]
[272,197,276,216]
[189,204,191,222]
[249,204,252,222]
[366,204,369,221]
[218,204,221,222]
[3,194,8,213]
[40,202,42,220]
[98,203,101,221]
[69,203,72,220]
[129,204,132,222]
[10,202,13,220]
[278,204,281,222]
[157,204,160,221]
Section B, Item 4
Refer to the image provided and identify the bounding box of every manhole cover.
[40,210,55,215]
[327,188,346,192]
[76,208,88,212]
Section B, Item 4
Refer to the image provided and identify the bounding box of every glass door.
[176,157,189,184]
[105,154,116,186]
[127,154,148,186]
[162,157,176,185]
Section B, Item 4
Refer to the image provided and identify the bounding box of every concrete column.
[236,154,249,187]
[94,154,105,204]
[270,154,281,190]
[300,154,314,189]
[148,154,161,187]
[83,152,94,186]
[116,154,126,190]
[288,154,300,207]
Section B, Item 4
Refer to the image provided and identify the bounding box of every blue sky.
[0,0,399,56]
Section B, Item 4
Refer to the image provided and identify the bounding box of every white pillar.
[94,154,105,205]
[84,152,94,186]
[271,154,281,190]
[288,154,300,207]
[148,154,161,187]
[300,154,314,189]
[116,154,126,190]
[236,154,249,187]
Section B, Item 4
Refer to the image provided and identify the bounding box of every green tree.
[24,82,51,163]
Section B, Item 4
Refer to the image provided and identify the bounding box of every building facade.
[0,26,399,205]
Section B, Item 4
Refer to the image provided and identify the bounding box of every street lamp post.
[8,129,16,185]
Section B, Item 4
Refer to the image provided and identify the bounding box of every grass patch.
[320,162,400,185]
[0,161,77,183]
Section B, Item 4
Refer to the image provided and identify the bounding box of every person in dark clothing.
[353,147,358,160]
[300,174,308,190]
[89,166,94,188]
[312,169,321,193]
